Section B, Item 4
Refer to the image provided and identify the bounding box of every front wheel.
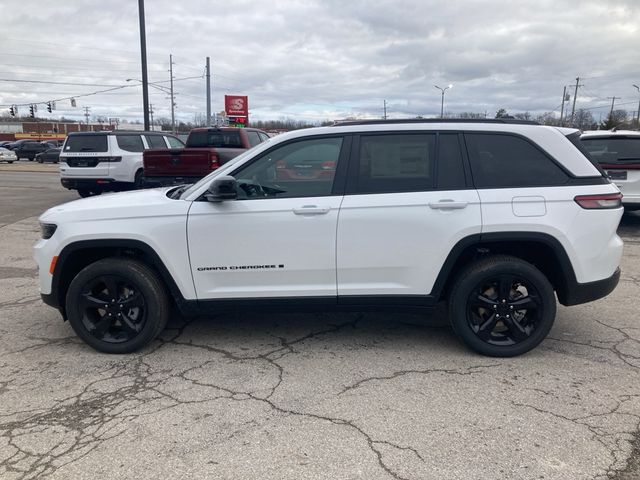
[448,255,556,357]
[65,258,170,353]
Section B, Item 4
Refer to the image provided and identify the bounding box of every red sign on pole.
[224,95,248,116]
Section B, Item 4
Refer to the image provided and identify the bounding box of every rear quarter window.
[465,133,569,188]
[63,135,108,152]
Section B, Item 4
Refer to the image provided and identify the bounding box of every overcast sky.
[1,0,639,124]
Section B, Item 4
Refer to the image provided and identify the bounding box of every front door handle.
[292,205,330,215]
[429,199,468,210]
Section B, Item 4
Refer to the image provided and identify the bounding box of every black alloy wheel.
[448,255,556,357]
[78,274,147,344]
[66,258,169,353]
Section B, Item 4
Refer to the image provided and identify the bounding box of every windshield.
[581,136,640,164]
[63,135,108,152]
[179,149,256,199]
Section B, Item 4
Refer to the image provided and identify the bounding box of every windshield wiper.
[617,157,640,161]
[170,184,192,199]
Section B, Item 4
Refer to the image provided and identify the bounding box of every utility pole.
[169,54,175,134]
[138,0,150,131]
[559,86,567,126]
[569,77,583,126]
[149,103,154,130]
[607,96,619,120]
[383,100,387,120]
[206,57,211,127]
[633,84,640,128]
[84,107,90,126]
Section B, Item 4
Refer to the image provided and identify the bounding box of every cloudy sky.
[1,0,639,124]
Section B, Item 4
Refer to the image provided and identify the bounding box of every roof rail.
[331,118,540,126]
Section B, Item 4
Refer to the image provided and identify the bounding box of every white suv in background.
[581,130,640,210]
[59,131,184,197]
[36,120,623,356]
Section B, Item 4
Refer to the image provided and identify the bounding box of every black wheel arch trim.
[430,231,616,306]
[48,239,195,319]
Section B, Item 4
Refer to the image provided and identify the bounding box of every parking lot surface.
[0,169,639,479]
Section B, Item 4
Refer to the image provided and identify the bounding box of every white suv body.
[581,130,640,210]
[59,131,184,197]
[35,121,623,356]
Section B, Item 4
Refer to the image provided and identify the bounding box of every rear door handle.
[292,205,331,215]
[428,200,468,210]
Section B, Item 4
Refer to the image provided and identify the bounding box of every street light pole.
[633,84,640,129]
[137,0,150,131]
[434,84,452,118]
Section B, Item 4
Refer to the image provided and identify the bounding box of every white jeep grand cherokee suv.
[35,120,623,356]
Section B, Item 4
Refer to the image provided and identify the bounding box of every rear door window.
[351,134,436,194]
[146,135,167,149]
[116,135,145,152]
[437,133,467,190]
[465,133,569,188]
[165,136,184,148]
[63,135,108,152]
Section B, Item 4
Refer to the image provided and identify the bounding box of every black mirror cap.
[205,175,237,202]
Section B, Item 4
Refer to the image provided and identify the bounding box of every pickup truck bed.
[143,127,269,186]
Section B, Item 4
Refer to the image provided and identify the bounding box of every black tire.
[65,258,170,353]
[448,255,556,357]
[134,169,145,189]
[78,189,92,198]
[7,161,13,164]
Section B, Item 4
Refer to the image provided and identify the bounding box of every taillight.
[210,152,220,170]
[321,161,336,170]
[574,192,622,209]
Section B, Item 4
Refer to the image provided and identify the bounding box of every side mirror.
[205,175,237,202]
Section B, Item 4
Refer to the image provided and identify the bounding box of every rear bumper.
[60,178,129,191]
[560,267,620,306]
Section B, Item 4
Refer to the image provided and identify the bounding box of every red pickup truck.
[143,127,269,186]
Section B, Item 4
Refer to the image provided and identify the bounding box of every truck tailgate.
[143,148,213,177]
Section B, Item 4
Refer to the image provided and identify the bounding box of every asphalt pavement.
[0,169,639,479]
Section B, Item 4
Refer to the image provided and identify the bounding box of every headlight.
[40,223,57,239]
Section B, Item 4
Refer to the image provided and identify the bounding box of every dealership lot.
[0,167,639,479]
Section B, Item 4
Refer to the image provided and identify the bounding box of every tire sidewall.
[449,258,556,357]
[66,259,168,353]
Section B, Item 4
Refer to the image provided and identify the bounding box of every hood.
[39,187,188,224]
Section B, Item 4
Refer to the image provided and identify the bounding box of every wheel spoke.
[121,291,144,309]
[90,316,112,339]
[509,295,539,311]
[503,317,529,342]
[470,294,497,309]
[120,315,141,335]
[477,313,498,341]
[80,293,109,310]
[102,276,120,301]
[498,276,514,301]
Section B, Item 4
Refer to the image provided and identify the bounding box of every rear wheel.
[134,169,145,189]
[448,255,556,357]
[66,258,170,353]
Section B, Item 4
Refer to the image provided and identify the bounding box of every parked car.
[0,147,17,163]
[13,140,49,160]
[4,139,31,150]
[580,130,640,210]
[143,127,268,186]
[36,119,623,356]
[35,147,61,163]
[59,131,184,197]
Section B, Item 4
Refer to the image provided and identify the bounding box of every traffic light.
[47,102,52,113]
[29,105,35,118]
[9,106,15,117]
